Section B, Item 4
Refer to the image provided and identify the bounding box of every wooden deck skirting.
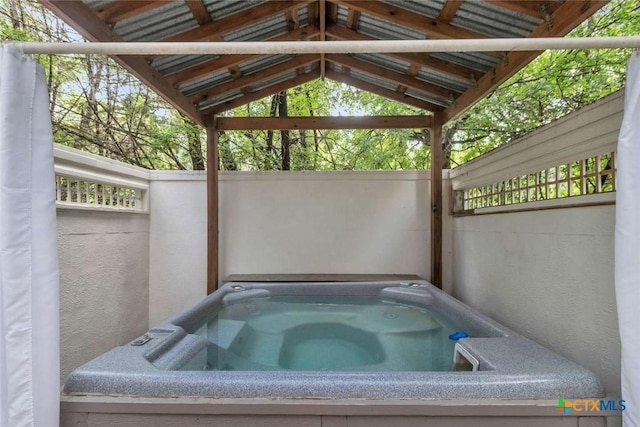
[60,395,617,427]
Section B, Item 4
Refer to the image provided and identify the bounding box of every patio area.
[56,90,622,426]
[1,0,636,426]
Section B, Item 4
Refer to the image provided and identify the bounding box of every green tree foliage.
[220,79,430,170]
[447,0,640,167]
[1,0,206,170]
[1,0,638,171]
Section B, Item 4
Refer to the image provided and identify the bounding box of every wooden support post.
[430,112,443,288]
[205,116,219,294]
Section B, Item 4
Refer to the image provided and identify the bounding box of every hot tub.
[63,279,603,399]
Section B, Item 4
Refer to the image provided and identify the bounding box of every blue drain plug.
[448,331,469,341]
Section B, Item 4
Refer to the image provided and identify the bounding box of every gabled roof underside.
[40,0,608,125]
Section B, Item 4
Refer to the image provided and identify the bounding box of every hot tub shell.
[63,280,603,399]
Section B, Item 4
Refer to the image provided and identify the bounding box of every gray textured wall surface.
[453,205,620,396]
[57,209,150,383]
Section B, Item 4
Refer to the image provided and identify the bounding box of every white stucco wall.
[452,205,620,395]
[149,171,438,325]
[57,209,150,383]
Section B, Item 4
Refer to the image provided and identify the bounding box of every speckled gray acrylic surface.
[63,280,603,399]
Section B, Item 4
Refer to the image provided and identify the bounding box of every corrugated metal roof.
[452,1,541,38]
[353,53,410,74]
[223,13,289,42]
[224,7,310,42]
[197,89,244,110]
[357,13,426,40]
[382,0,444,19]
[405,88,451,107]
[416,69,470,93]
[348,69,400,92]
[431,52,499,73]
[207,0,267,21]
[178,69,234,97]
[67,0,600,119]
[250,71,298,92]
[115,2,198,42]
[239,54,294,76]
[152,54,218,76]
[84,0,113,9]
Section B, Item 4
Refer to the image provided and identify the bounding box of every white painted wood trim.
[458,192,616,215]
[150,170,450,182]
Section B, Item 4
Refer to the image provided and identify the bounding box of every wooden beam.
[205,117,219,294]
[334,0,492,40]
[186,0,211,25]
[285,9,299,30]
[325,25,476,83]
[95,1,170,23]
[217,115,432,131]
[163,1,313,42]
[166,25,320,85]
[438,1,464,23]
[40,0,203,125]
[326,54,456,99]
[326,68,442,112]
[443,0,609,122]
[206,69,320,114]
[188,55,319,103]
[346,9,360,29]
[484,1,560,19]
[320,0,326,79]
[430,112,443,288]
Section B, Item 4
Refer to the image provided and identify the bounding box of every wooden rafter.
[320,0,326,79]
[165,25,320,85]
[186,0,211,25]
[485,1,561,19]
[438,1,464,23]
[206,69,320,114]
[40,0,202,125]
[95,1,170,23]
[346,9,360,29]
[188,55,319,103]
[326,68,442,112]
[326,54,455,100]
[307,0,318,27]
[328,1,339,24]
[443,0,609,122]
[217,115,432,131]
[333,0,493,41]
[325,25,476,83]
[285,9,299,30]
[228,65,251,95]
[163,0,313,42]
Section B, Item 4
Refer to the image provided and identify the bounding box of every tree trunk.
[218,131,238,171]
[264,94,279,169]
[183,116,205,170]
[279,90,291,170]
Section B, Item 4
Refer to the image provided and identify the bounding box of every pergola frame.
[204,114,440,293]
[31,0,619,293]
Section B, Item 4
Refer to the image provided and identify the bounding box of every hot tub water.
[185,296,461,372]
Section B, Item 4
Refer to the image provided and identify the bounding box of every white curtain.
[616,52,640,427]
[0,45,60,427]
